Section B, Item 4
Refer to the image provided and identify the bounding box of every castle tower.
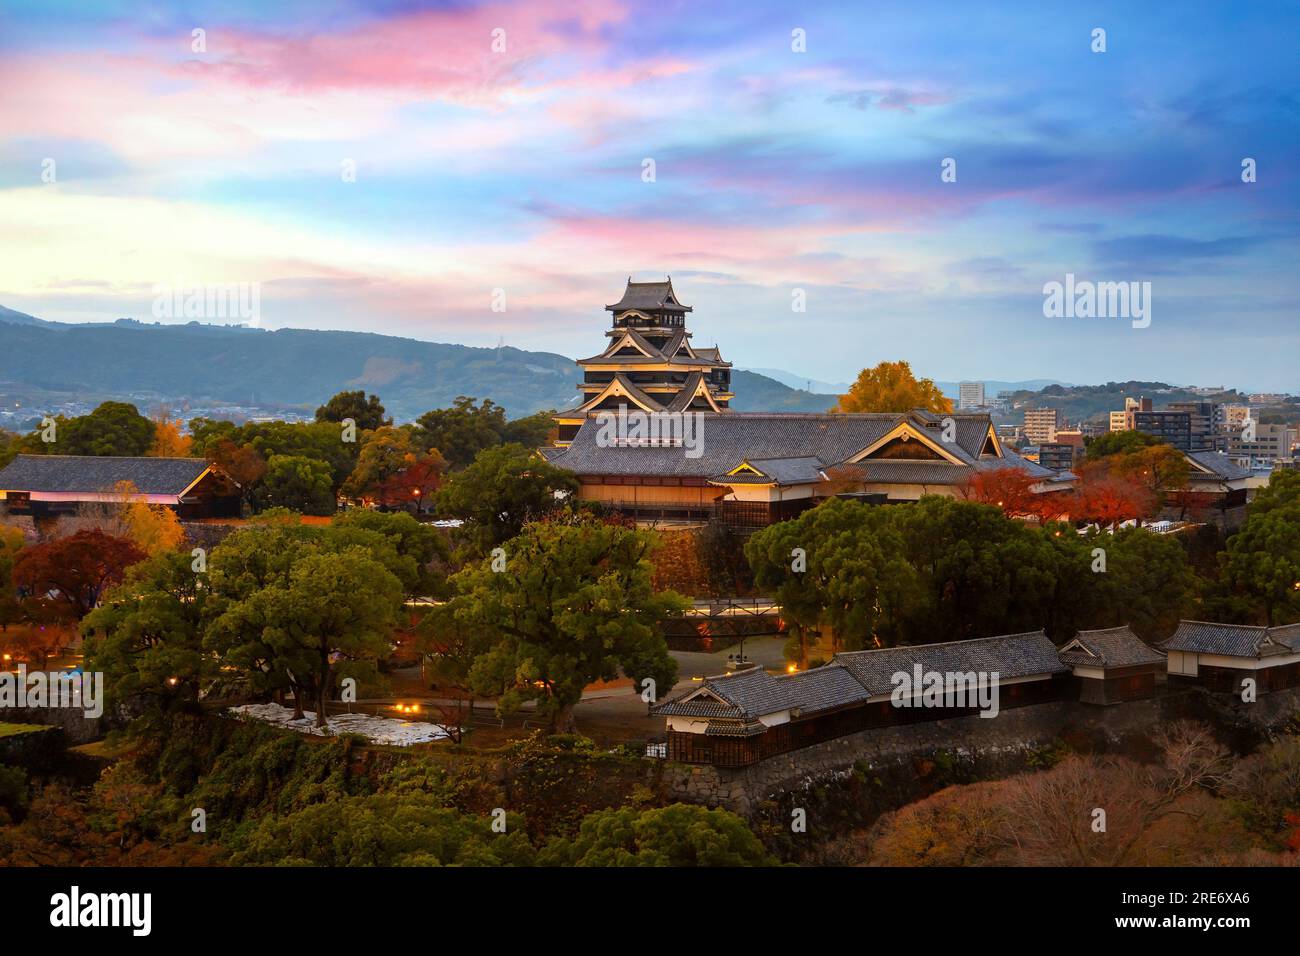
[553,278,733,445]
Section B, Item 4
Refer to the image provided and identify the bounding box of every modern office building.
[1131,410,1192,451]
[958,381,986,409]
[1165,401,1223,452]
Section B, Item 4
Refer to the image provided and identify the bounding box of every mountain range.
[0,307,835,421]
[744,366,1069,400]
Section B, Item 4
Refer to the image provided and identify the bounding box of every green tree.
[431,518,684,731]
[540,804,773,866]
[1247,470,1300,517]
[1084,429,1161,459]
[258,454,335,515]
[330,509,448,599]
[501,409,557,448]
[208,548,401,726]
[315,390,389,431]
[891,496,1058,642]
[232,795,533,866]
[0,430,19,469]
[436,443,578,554]
[746,498,919,660]
[82,551,208,706]
[1104,527,1200,640]
[415,396,507,468]
[1222,500,1300,625]
[341,425,444,505]
[28,401,155,456]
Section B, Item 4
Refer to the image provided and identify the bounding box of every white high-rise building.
[958,382,986,409]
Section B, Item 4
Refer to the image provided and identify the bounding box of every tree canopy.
[436,442,578,554]
[429,517,683,731]
[13,530,145,620]
[21,401,156,456]
[834,360,952,414]
[314,390,390,431]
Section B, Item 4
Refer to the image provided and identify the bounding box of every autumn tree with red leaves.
[1074,475,1155,527]
[12,530,146,620]
[959,468,1072,523]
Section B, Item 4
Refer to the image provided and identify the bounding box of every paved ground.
[356,635,793,744]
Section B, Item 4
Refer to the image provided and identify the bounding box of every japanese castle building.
[545,278,1076,526]
[553,278,732,445]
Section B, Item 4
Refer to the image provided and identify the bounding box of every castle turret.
[553,278,733,445]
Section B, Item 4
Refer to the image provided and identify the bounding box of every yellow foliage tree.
[110,481,187,556]
[148,418,192,457]
[835,360,953,414]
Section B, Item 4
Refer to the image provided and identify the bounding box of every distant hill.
[747,367,1071,402]
[0,305,48,327]
[936,379,1070,400]
[743,367,850,395]
[0,309,832,421]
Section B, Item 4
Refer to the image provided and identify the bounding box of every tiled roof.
[575,353,724,367]
[0,454,213,496]
[782,663,874,713]
[1162,620,1300,657]
[710,456,826,486]
[655,630,1067,723]
[605,279,691,313]
[547,410,1061,486]
[832,631,1068,696]
[1185,451,1252,481]
[704,720,767,737]
[1058,626,1166,668]
[1268,623,1300,652]
[653,695,741,718]
[653,660,871,721]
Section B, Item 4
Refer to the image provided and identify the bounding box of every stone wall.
[0,699,138,745]
[661,687,1300,816]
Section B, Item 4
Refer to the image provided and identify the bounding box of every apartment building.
[1023,407,1059,445]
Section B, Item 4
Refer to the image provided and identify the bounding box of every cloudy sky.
[0,0,1296,390]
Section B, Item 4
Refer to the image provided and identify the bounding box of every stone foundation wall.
[662,687,1300,815]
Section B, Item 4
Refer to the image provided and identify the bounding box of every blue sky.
[0,0,1296,389]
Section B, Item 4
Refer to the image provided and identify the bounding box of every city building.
[1023,407,1058,445]
[1036,442,1076,472]
[1226,422,1293,470]
[553,278,732,446]
[1131,409,1192,451]
[1222,404,1252,426]
[958,381,986,409]
[1165,401,1223,452]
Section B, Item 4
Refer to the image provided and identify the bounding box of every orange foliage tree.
[959,468,1071,522]
[148,418,192,457]
[12,530,145,620]
[835,360,952,414]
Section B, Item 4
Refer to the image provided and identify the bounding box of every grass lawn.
[0,722,51,739]
[71,738,136,760]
